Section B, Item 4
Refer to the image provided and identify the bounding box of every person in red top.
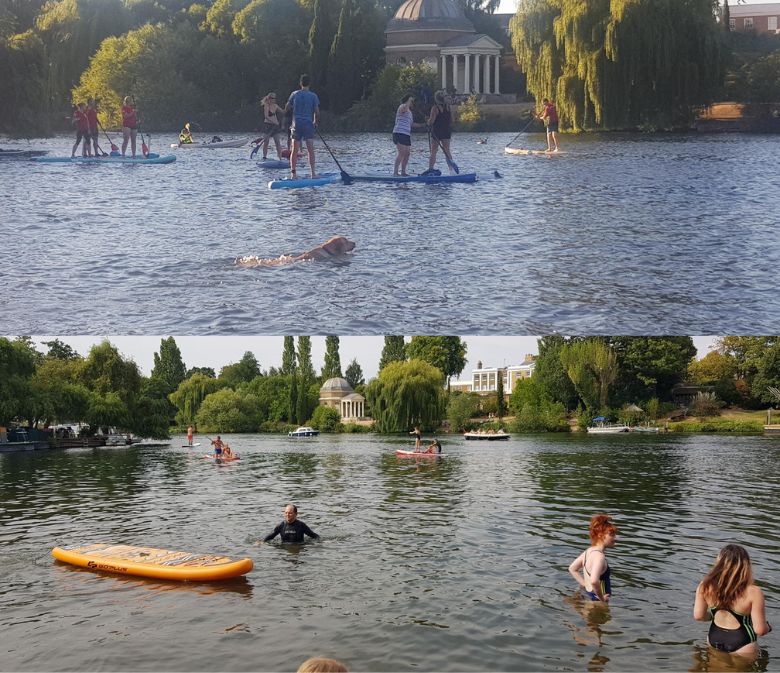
[71,102,90,158]
[86,97,101,157]
[121,95,138,157]
[538,98,560,152]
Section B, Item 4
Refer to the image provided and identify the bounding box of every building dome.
[387,0,474,32]
[320,377,354,394]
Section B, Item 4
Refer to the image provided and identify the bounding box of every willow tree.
[365,359,446,433]
[559,339,618,411]
[511,0,725,129]
[169,373,225,426]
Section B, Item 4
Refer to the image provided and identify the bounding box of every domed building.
[319,377,366,421]
[385,0,503,95]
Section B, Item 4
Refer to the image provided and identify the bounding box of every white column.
[494,54,500,94]
[453,54,460,92]
[474,54,481,93]
[464,53,471,94]
[441,55,447,89]
[483,55,490,95]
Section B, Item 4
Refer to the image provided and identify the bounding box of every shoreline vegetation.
[2,336,778,445]
[2,2,778,138]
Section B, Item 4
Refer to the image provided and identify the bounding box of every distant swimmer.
[262,504,320,543]
[477,137,487,144]
[568,514,617,603]
[236,235,355,268]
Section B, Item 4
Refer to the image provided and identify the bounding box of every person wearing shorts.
[71,102,90,158]
[392,95,424,176]
[539,98,559,152]
[285,75,320,178]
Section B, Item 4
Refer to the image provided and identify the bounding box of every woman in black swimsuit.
[694,544,772,658]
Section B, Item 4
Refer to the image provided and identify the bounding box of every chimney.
[477,360,482,370]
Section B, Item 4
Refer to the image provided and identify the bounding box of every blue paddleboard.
[32,154,176,164]
[268,172,341,190]
[348,172,477,184]
[256,158,290,169]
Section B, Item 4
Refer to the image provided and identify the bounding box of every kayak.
[396,449,446,457]
[504,147,565,156]
[32,153,176,164]
[348,172,477,184]
[268,172,341,190]
[256,157,290,169]
[52,542,253,581]
[172,138,247,149]
[0,149,48,159]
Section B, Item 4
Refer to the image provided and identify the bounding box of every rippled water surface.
[1,433,778,671]
[2,132,779,334]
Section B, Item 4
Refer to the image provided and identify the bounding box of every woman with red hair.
[694,544,771,658]
[568,514,618,603]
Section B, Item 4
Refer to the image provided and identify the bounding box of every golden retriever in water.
[236,235,355,267]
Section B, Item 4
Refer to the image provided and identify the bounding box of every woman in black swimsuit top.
[694,544,772,658]
[425,90,455,175]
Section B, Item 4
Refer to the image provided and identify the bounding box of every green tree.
[717,337,780,380]
[80,340,142,406]
[169,373,225,426]
[447,391,480,431]
[0,337,39,425]
[85,391,128,428]
[307,0,336,107]
[219,351,261,387]
[202,0,250,37]
[559,339,618,411]
[327,0,357,113]
[508,376,543,416]
[322,336,342,379]
[688,351,738,383]
[379,336,406,371]
[289,372,299,424]
[533,335,578,409]
[496,369,506,419]
[751,342,780,404]
[245,374,293,423]
[511,0,726,130]
[42,338,81,360]
[281,335,296,375]
[344,358,364,388]
[405,336,467,388]
[297,337,315,382]
[365,358,446,432]
[195,387,262,432]
[311,405,342,431]
[186,366,216,378]
[132,376,173,439]
[151,337,187,393]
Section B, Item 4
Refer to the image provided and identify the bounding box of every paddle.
[315,127,352,184]
[429,127,459,174]
[249,130,272,159]
[139,130,150,158]
[505,113,537,149]
[97,120,119,154]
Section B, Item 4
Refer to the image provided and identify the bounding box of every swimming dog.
[236,235,355,267]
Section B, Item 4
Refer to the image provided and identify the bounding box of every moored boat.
[463,430,510,440]
[586,424,630,434]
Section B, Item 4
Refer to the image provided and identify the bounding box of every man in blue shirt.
[285,74,320,179]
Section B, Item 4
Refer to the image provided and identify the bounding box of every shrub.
[310,405,343,432]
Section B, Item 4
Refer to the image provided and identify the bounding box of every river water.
[2,132,779,335]
[1,433,777,672]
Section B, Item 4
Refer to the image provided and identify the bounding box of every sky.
[496,0,765,14]
[30,335,719,381]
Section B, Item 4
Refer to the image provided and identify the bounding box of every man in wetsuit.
[263,504,319,543]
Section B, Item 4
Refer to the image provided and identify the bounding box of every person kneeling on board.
[425,439,442,454]
[262,504,319,543]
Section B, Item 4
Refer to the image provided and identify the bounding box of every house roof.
[729,3,780,16]
[387,0,474,32]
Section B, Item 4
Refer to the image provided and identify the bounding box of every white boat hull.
[587,425,630,434]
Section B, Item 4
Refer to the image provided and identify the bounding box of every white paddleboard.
[182,442,201,447]
[504,147,566,156]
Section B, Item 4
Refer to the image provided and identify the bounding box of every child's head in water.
[297,658,348,673]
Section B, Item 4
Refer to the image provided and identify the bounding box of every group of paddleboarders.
[406,426,443,453]
[69,95,141,158]
[568,515,771,658]
[210,435,236,461]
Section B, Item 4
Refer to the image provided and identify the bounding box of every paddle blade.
[446,156,459,174]
[110,143,119,151]
[249,144,260,159]
[340,171,352,185]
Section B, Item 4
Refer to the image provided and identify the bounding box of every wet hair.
[300,74,311,87]
[297,658,348,673]
[700,544,753,608]
[589,514,617,544]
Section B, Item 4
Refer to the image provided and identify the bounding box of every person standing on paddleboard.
[285,74,320,179]
[260,92,285,161]
[121,96,139,158]
[187,425,194,446]
[425,90,453,175]
[86,98,101,157]
[409,426,422,450]
[71,102,90,158]
[538,98,559,152]
[211,435,224,458]
[262,504,320,543]
[568,514,617,603]
[392,95,426,176]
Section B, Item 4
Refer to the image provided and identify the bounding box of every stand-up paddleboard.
[172,138,247,149]
[33,153,176,164]
[203,454,241,462]
[504,147,565,156]
[396,449,447,457]
[256,158,290,169]
[268,172,341,190]
[181,442,201,447]
[52,543,253,581]
[349,172,477,184]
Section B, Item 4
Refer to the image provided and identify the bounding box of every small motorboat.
[0,148,48,159]
[463,430,510,441]
[586,416,630,433]
[288,426,319,437]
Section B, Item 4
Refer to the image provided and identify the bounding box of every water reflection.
[689,644,769,673]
